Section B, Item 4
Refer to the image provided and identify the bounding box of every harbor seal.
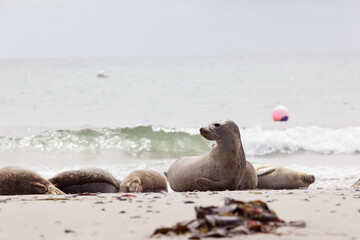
[238,160,258,190]
[352,178,360,188]
[256,165,315,189]
[120,170,168,193]
[166,120,246,192]
[49,168,121,194]
[0,166,64,195]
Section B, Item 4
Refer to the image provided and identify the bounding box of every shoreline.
[0,188,359,239]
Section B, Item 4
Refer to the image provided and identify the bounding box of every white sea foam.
[242,126,360,156]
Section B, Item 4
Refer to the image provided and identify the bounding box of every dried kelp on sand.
[152,198,305,239]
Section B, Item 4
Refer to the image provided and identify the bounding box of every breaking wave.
[0,126,359,158]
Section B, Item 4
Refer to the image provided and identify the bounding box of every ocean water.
[0,55,359,189]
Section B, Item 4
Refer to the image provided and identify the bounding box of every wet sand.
[0,189,359,240]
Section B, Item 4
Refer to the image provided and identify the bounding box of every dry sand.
[0,188,359,240]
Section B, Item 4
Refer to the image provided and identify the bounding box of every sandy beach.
[1,1,360,240]
[0,188,359,240]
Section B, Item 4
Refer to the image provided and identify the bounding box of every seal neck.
[216,135,245,160]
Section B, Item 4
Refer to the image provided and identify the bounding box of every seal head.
[200,120,240,141]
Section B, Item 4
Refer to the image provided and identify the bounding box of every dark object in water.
[152,198,305,239]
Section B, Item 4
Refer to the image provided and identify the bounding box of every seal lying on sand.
[256,165,315,189]
[0,166,64,195]
[238,160,258,190]
[120,170,167,193]
[166,120,246,192]
[352,178,360,188]
[49,168,121,194]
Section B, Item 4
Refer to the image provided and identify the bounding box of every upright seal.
[49,168,121,194]
[256,165,315,189]
[0,166,64,195]
[166,120,246,192]
[120,170,168,193]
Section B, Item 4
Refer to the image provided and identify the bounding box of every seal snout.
[200,127,212,139]
[200,125,220,140]
[199,127,207,136]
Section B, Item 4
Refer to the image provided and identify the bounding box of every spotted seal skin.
[120,170,168,193]
[166,120,246,192]
[0,166,64,195]
[352,178,360,188]
[49,168,121,194]
[238,160,258,190]
[256,165,315,190]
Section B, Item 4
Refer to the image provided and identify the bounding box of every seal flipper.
[256,167,276,177]
[31,182,48,194]
[301,174,315,184]
[47,184,65,195]
[128,177,142,193]
[196,178,223,191]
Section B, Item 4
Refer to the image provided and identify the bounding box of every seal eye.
[214,123,221,128]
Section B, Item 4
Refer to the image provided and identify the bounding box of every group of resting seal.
[4,119,359,196]
[0,167,167,195]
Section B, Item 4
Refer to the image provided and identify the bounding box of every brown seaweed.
[152,197,304,239]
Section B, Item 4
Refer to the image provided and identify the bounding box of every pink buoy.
[272,105,289,121]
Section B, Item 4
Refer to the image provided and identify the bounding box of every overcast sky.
[1,0,360,58]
